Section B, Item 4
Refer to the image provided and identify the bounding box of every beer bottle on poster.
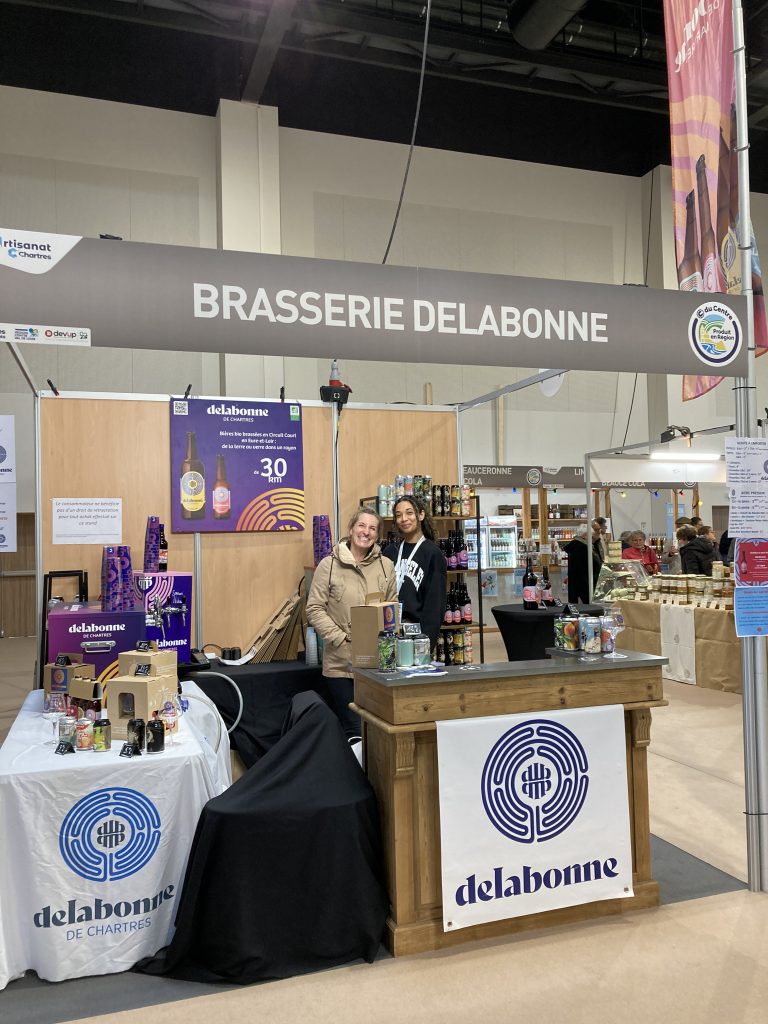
[678,191,702,292]
[716,125,731,285]
[522,557,539,610]
[696,154,724,292]
[158,524,168,572]
[726,103,742,293]
[213,454,231,520]
[180,431,205,520]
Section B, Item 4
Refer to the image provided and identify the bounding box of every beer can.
[453,629,464,650]
[146,718,165,754]
[92,718,112,752]
[450,484,462,516]
[554,616,579,651]
[453,644,465,666]
[436,635,445,663]
[422,476,432,503]
[580,616,602,654]
[75,718,93,750]
[127,717,146,750]
[396,637,414,668]
[432,485,441,517]
[461,485,472,517]
[378,630,397,672]
[412,634,432,666]
[404,475,414,495]
[58,715,77,745]
[599,617,615,653]
[441,485,450,514]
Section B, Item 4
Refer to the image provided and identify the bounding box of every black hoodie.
[681,536,718,576]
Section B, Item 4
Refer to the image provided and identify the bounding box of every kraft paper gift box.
[68,676,104,721]
[106,673,178,740]
[118,642,178,677]
[43,655,96,696]
[351,598,400,669]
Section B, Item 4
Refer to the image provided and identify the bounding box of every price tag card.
[136,641,151,652]
[401,622,422,636]
[54,741,76,755]
[55,654,70,666]
[134,663,152,676]
[119,742,141,758]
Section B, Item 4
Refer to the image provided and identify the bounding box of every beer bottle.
[678,191,703,292]
[696,154,724,292]
[522,558,539,610]
[158,523,168,572]
[213,454,231,520]
[541,565,554,606]
[180,431,205,520]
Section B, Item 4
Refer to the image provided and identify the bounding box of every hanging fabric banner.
[663,0,768,401]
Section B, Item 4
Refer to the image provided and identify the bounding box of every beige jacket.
[306,541,397,678]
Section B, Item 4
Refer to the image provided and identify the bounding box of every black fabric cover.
[186,660,329,768]
[492,603,604,661]
[137,692,389,983]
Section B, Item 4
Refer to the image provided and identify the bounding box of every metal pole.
[585,457,594,602]
[331,402,341,544]
[733,0,764,891]
[34,394,43,672]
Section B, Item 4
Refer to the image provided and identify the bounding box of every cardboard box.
[132,571,192,663]
[47,603,146,683]
[118,642,178,678]
[351,600,399,669]
[106,673,177,739]
[43,655,95,695]
[68,676,104,721]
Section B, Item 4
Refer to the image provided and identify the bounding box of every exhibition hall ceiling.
[2,0,768,189]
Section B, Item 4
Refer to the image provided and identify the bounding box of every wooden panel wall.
[0,513,36,637]
[338,408,459,517]
[40,400,457,651]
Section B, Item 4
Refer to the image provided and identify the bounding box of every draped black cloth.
[137,692,388,983]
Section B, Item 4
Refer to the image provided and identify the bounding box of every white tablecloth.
[0,687,231,989]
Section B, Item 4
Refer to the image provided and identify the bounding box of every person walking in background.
[680,523,718,575]
[661,517,692,574]
[594,516,610,562]
[307,506,397,741]
[563,521,604,604]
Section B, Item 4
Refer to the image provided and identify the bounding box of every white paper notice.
[52,498,122,545]
[727,487,768,539]
[0,483,17,552]
[0,415,16,483]
[725,437,768,485]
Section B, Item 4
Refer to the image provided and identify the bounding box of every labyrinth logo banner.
[436,705,632,930]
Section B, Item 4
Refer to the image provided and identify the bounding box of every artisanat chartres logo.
[59,787,161,882]
[481,720,589,844]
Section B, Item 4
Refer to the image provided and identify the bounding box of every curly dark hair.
[392,495,437,542]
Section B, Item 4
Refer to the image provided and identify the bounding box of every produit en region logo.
[689,301,742,368]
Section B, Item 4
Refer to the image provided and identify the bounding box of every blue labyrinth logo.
[59,788,161,882]
[481,720,589,844]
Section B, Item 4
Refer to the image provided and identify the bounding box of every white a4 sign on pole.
[436,705,633,931]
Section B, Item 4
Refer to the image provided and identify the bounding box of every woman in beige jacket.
[306,506,397,740]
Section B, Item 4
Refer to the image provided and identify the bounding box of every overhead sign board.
[0,227,749,376]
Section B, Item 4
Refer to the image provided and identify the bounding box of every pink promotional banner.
[663,0,767,401]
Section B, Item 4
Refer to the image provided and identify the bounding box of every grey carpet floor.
[0,836,747,1024]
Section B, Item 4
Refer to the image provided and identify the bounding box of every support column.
[216,100,282,398]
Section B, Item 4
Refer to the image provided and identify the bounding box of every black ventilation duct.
[507,0,589,50]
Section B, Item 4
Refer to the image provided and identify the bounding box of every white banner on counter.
[52,498,122,545]
[437,705,632,931]
[0,415,15,483]
[0,483,17,553]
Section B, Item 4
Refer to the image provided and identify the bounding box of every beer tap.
[150,596,165,640]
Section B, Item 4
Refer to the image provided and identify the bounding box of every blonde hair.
[346,505,383,540]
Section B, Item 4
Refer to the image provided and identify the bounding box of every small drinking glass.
[603,608,627,659]
[42,692,68,744]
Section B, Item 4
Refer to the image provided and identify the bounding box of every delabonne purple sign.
[169,398,304,534]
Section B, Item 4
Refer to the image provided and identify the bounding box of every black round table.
[492,603,604,661]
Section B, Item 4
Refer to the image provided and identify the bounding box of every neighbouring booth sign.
[436,705,633,930]
[0,227,749,378]
[169,398,305,533]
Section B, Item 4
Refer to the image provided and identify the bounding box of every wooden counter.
[353,652,667,956]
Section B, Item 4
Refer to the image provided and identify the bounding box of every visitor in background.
[623,530,661,574]
[718,529,734,566]
[690,516,703,528]
[620,531,633,553]
[563,521,604,604]
[680,523,717,575]
[697,524,722,562]
[594,516,610,561]
[661,517,692,574]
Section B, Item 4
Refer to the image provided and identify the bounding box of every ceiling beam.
[241,0,300,102]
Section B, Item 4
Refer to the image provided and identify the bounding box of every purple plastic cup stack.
[312,515,333,567]
[118,545,135,610]
[101,546,121,612]
[143,516,160,573]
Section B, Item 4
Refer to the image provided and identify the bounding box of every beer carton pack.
[43,654,95,695]
[118,642,178,678]
[351,598,399,669]
[106,673,176,740]
[68,676,104,721]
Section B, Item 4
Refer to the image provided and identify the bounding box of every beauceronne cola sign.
[0,227,749,377]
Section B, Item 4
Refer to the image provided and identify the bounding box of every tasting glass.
[603,607,627,659]
[42,692,68,744]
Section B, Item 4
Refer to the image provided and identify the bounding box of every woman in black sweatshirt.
[383,496,447,651]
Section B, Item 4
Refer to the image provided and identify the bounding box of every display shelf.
[440,622,475,630]
[547,517,588,523]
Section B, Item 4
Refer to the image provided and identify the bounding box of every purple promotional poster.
[169,398,305,533]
